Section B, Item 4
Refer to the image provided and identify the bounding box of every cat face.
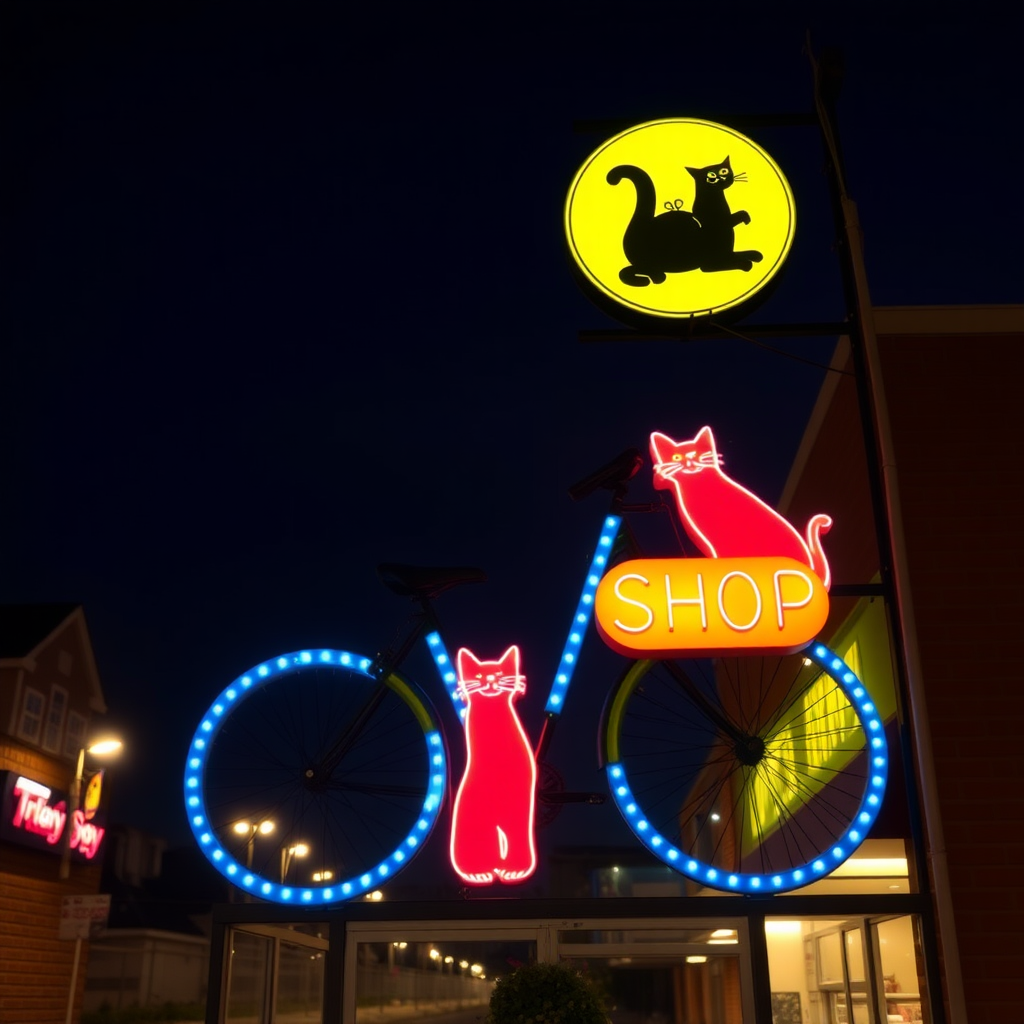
[650,427,722,484]
[457,645,525,699]
[686,156,741,190]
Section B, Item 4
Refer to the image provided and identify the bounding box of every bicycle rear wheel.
[603,642,887,894]
[184,649,446,904]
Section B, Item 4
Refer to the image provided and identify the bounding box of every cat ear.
[496,645,520,676]
[721,155,732,168]
[650,431,677,461]
[457,648,482,679]
[695,426,716,452]
[685,166,700,179]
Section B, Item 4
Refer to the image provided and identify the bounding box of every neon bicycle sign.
[184,427,887,902]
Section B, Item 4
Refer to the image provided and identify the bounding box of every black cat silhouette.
[606,156,763,286]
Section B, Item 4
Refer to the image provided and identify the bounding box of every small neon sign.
[449,646,537,885]
[0,772,106,861]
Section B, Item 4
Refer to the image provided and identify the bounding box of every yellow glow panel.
[565,119,795,320]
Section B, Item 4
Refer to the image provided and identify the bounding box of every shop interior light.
[764,920,803,935]
[831,856,908,877]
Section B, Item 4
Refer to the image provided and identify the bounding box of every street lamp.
[232,819,275,869]
[280,842,309,882]
[59,737,123,880]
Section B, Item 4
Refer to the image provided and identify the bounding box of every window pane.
[562,953,744,1024]
[816,932,844,986]
[65,712,87,758]
[43,687,67,752]
[226,930,271,1023]
[276,940,323,1023]
[844,929,865,983]
[355,940,532,1021]
[20,688,44,742]
[875,916,926,1023]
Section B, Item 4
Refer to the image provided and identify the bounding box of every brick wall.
[1,740,104,1023]
[879,333,1024,1024]
[780,316,1024,1023]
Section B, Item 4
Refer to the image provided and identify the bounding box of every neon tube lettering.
[71,810,105,859]
[717,571,761,632]
[613,574,655,633]
[773,569,815,629]
[12,776,65,845]
[665,572,708,632]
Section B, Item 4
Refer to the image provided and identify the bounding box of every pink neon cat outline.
[449,645,538,886]
[650,426,832,590]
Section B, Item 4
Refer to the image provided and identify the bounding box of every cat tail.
[606,165,657,222]
[805,514,833,591]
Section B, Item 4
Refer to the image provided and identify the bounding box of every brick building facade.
[780,304,1024,1024]
[1,605,110,1023]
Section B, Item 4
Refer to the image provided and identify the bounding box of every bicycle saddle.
[377,563,487,600]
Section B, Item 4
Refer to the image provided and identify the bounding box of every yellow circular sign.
[565,119,795,321]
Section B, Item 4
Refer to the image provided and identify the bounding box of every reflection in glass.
[226,930,272,1022]
[355,940,533,1021]
[562,954,742,1024]
[276,940,323,1021]
[844,929,865,983]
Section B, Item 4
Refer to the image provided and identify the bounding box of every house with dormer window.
[0,603,110,1022]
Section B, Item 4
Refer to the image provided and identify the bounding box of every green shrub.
[488,961,607,1024]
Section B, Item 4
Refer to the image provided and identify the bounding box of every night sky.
[4,2,1021,886]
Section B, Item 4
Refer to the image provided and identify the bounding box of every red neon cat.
[449,646,537,885]
[650,426,832,590]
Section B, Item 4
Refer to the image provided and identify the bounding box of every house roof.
[0,603,107,713]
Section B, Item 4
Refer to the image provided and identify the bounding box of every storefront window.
[354,939,530,1021]
[765,917,930,1024]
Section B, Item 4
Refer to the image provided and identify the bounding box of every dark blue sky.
[4,2,1021,868]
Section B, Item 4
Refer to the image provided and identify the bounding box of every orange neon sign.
[595,556,829,657]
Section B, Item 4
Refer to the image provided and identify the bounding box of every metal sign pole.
[65,937,82,1024]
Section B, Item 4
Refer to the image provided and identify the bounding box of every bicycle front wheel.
[603,642,887,894]
[184,649,446,904]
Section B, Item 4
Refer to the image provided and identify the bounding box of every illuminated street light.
[59,737,123,880]
[312,870,333,882]
[280,842,309,883]
[232,819,275,870]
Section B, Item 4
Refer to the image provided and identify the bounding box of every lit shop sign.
[596,556,828,657]
[596,426,833,657]
[449,646,537,886]
[0,771,106,861]
[565,119,795,323]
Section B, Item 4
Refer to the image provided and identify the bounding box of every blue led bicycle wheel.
[603,643,887,894]
[184,649,446,904]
